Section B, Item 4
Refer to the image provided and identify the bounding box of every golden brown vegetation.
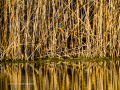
[0,0,119,60]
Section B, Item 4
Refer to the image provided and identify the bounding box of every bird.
[58,26,65,33]
[58,24,68,33]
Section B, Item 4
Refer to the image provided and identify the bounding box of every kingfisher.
[58,25,68,33]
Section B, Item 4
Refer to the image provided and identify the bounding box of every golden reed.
[0,0,119,60]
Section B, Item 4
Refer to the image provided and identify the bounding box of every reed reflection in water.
[0,61,120,90]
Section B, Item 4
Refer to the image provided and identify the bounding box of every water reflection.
[0,60,120,90]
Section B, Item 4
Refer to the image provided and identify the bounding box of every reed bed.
[0,0,119,60]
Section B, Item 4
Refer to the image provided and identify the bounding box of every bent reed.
[0,0,119,60]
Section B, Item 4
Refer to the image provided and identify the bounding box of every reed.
[0,0,119,60]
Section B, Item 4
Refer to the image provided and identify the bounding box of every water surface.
[0,59,120,90]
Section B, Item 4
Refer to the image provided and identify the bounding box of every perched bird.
[58,25,68,33]
[58,26,65,33]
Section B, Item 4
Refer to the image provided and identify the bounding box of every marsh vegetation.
[0,0,119,60]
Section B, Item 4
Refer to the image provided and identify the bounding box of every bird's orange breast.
[60,28,64,33]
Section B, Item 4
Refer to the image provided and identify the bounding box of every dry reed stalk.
[95,0,99,57]
[102,0,106,57]
[99,0,103,57]
[3,0,8,59]
[76,0,79,57]
[80,0,84,57]
[32,0,39,60]
[86,0,91,57]
[25,0,29,60]
[52,0,55,57]
[12,0,16,59]
[16,0,21,59]
[109,0,112,57]
[118,15,120,57]
[39,0,42,59]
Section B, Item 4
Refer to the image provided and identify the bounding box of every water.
[0,59,120,90]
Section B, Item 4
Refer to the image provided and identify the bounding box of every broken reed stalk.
[0,0,119,60]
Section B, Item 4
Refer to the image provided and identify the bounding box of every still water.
[0,60,120,90]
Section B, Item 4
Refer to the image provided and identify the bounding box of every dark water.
[0,59,120,90]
